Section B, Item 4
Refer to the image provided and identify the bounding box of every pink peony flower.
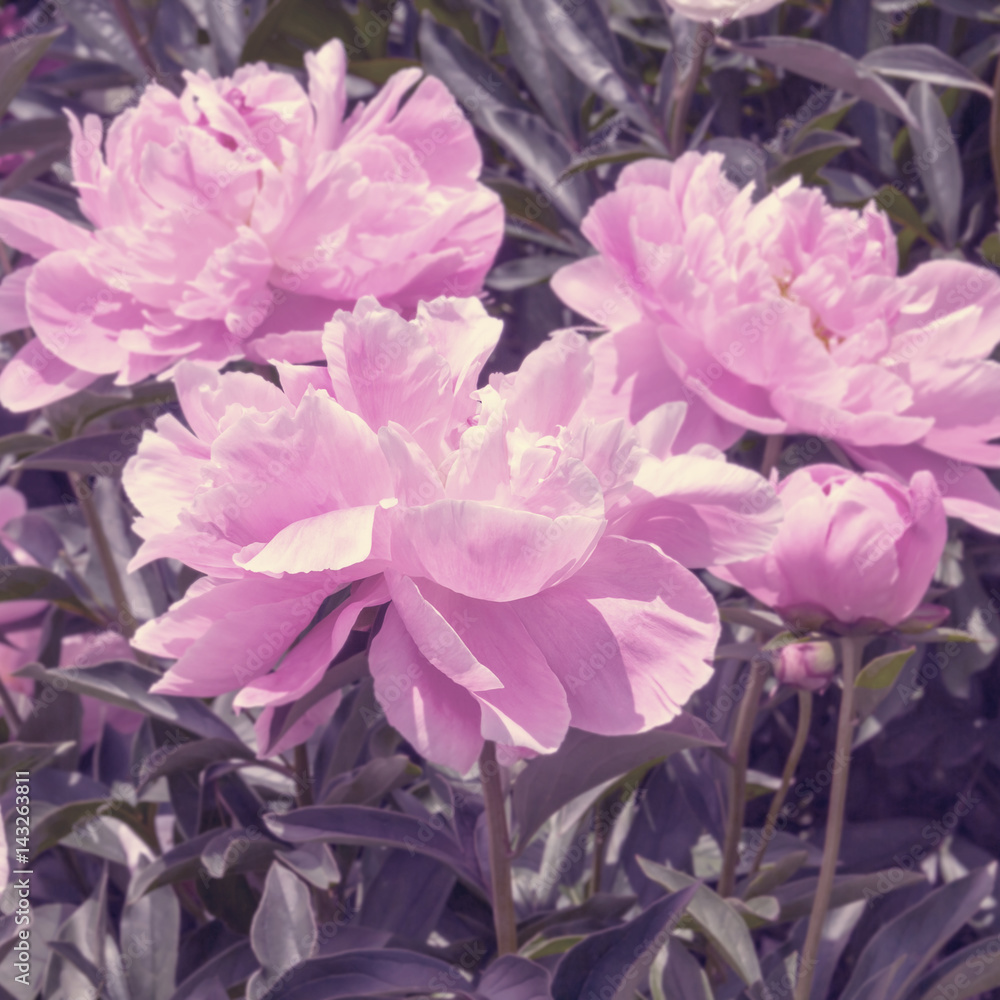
[715,465,947,630]
[551,153,1000,533]
[125,296,782,771]
[0,38,503,412]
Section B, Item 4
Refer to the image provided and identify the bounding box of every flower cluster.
[0,38,503,412]
[123,296,780,769]
[552,152,1000,532]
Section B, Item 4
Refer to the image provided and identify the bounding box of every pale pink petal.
[511,535,718,734]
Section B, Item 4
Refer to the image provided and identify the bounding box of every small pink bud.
[775,641,837,693]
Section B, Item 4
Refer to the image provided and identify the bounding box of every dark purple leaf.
[550,886,698,1000]
[476,955,551,1000]
[511,717,723,850]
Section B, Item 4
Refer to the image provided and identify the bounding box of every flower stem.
[669,24,714,157]
[747,689,813,879]
[717,656,769,899]
[480,740,517,956]
[761,434,784,478]
[793,637,863,1000]
[70,474,134,638]
[109,0,159,80]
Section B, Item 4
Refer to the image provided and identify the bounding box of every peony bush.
[0,3,997,1000]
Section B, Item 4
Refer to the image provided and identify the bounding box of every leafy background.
[1,0,1000,998]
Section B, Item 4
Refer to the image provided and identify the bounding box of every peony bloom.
[664,0,784,22]
[0,38,503,411]
[551,152,1000,533]
[774,641,837,693]
[125,296,781,771]
[716,465,947,630]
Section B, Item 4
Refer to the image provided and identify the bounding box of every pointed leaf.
[512,719,723,850]
[551,887,699,1000]
[637,859,762,986]
[251,864,316,976]
[862,44,992,95]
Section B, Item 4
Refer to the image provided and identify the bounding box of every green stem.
[990,54,1000,208]
[793,637,863,1000]
[293,744,313,807]
[480,741,517,956]
[109,0,159,80]
[0,675,22,737]
[669,25,714,157]
[717,657,769,899]
[762,434,785,478]
[747,690,813,879]
[70,473,134,638]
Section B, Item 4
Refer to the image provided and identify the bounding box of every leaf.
[771,869,928,922]
[558,144,658,179]
[323,755,420,806]
[550,887,699,1000]
[724,36,919,129]
[494,0,582,140]
[206,0,264,74]
[0,741,74,795]
[58,0,148,79]
[120,885,180,1000]
[913,933,1000,1000]
[250,949,457,999]
[417,12,524,127]
[534,0,655,133]
[719,605,786,635]
[261,652,369,755]
[0,117,70,157]
[839,864,997,1000]
[0,566,97,620]
[263,804,483,888]
[485,255,577,291]
[478,107,592,224]
[128,831,219,903]
[872,184,939,246]
[861,44,993,95]
[0,29,64,117]
[652,935,714,1000]
[769,130,861,186]
[0,433,52,459]
[18,432,139,474]
[906,81,963,246]
[477,955,552,1000]
[856,647,916,689]
[251,864,316,976]
[347,57,422,84]
[200,828,281,880]
[511,718,723,850]
[741,850,810,899]
[276,842,341,891]
[637,859,763,986]
[169,941,257,1000]
[16,659,250,747]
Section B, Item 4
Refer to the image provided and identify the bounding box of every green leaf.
[637,858,762,986]
[871,185,939,246]
[769,130,860,186]
[856,647,916,689]
[741,850,809,900]
[0,29,64,117]
[348,57,421,84]
[520,934,584,959]
[0,566,98,621]
[772,869,927,922]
